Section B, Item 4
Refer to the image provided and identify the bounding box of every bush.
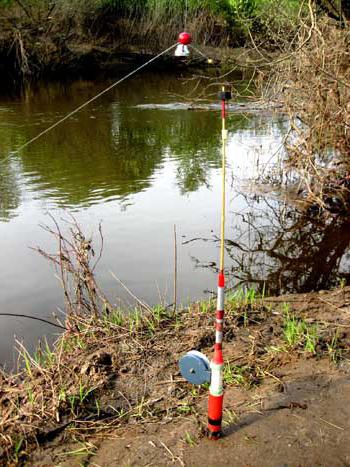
[277,16,350,211]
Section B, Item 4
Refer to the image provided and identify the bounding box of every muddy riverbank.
[1,281,349,465]
[0,31,255,87]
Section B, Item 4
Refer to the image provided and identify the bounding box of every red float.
[178,32,192,45]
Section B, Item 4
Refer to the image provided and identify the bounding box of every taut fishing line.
[0,43,178,167]
[0,313,67,330]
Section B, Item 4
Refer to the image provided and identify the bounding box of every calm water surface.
[0,72,349,369]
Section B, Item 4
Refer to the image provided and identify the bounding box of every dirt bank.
[0,28,239,89]
[1,283,349,466]
[56,359,350,467]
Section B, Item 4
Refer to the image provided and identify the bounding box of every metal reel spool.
[179,350,211,385]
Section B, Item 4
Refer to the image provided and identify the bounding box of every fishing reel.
[179,350,211,385]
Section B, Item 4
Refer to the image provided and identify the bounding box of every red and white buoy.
[178,31,192,45]
[175,31,192,57]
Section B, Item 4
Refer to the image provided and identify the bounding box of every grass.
[327,330,343,363]
[12,437,24,463]
[183,431,198,447]
[17,344,33,378]
[224,363,246,386]
[223,362,259,388]
[176,402,193,415]
[79,383,96,404]
[199,299,214,314]
[33,338,55,368]
[103,307,125,327]
[226,286,259,308]
[225,286,267,327]
[283,306,319,354]
[58,441,97,458]
[223,408,239,426]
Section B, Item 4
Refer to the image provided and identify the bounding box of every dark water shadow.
[190,192,350,295]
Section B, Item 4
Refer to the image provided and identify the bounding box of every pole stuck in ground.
[207,86,231,439]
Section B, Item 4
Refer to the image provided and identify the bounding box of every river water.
[0,71,349,369]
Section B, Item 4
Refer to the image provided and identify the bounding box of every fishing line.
[189,44,210,60]
[0,313,67,330]
[220,90,228,273]
[0,43,178,166]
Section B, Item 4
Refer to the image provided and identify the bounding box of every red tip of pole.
[178,32,192,45]
[208,393,223,439]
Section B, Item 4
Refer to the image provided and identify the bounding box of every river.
[0,71,349,369]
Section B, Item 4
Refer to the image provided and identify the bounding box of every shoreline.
[0,16,262,87]
[1,284,349,465]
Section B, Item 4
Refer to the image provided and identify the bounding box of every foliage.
[230,0,257,18]
[252,0,304,45]
[0,0,299,29]
[0,0,309,61]
[283,307,319,354]
[314,0,350,21]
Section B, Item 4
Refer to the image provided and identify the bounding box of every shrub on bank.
[0,0,301,47]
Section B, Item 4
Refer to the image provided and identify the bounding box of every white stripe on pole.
[215,331,223,343]
[209,362,223,396]
[217,287,225,311]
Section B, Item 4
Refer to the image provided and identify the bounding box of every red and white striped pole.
[207,86,231,439]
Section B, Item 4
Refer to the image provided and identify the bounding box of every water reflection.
[0,75,229,212]
[0,159,21,221]
[0,72,348,367]
[192,192,350,295]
